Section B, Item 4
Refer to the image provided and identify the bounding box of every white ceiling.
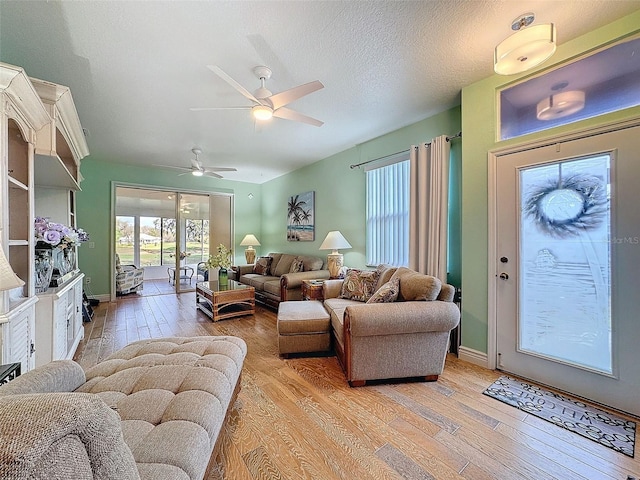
[1,1,638,184]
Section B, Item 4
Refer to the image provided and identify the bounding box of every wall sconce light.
[319,230,352,278]
[537,90,586,121]
[494,13,556,75]
[240,234,261,264]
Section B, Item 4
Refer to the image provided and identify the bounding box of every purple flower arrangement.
[34,217,90,249]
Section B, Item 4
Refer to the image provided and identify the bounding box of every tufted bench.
[277,300,331,356]
[0,336,246,480]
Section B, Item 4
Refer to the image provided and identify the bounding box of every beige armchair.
[323,266,460,386]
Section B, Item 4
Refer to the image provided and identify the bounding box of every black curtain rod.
[349,131,462,169]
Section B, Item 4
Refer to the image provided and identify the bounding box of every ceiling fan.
[153,148,237,178]
[191,65,324,127]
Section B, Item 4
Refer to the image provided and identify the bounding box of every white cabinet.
[0,62,51,373]
[1,63,88,371]
[35,273,84,367]
[0,297,37,372]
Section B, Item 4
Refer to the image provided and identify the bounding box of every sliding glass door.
[115,188,176,283]
[175,193,210,293]
[114,186,232,297]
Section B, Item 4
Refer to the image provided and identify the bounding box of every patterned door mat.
[483,375,636,457]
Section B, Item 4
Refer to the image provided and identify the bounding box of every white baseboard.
[458,346,489,368]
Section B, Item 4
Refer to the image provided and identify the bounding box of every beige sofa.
[322,266,460,386]
[232,252,330,308]
[0,336,246,480]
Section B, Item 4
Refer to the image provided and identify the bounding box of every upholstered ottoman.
[277,301,331,356]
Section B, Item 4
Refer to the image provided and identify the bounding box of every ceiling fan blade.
[273,107,324,127]
[207,65,261,105]
[189,106,252,111]
[152,164,192,172]
[204,167,237,172]
[268,80,324,110]
[203,171,223,179]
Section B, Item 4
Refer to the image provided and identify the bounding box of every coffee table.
[196,280,255,322]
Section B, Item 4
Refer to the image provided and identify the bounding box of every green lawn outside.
[116,242,209,267]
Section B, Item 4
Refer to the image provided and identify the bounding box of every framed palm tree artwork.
[287,191,315,241]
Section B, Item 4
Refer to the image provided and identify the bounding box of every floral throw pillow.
[289,257,304,273]
[253,256,272,275]
[366,278,400,304]
[339,269,380,302]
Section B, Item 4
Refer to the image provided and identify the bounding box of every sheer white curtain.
[408,135,450,279]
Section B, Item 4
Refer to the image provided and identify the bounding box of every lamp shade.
[0,244,24,292]
[494,23,556,75]
[319,231,352,253]
[536,90,585,121]
[240,234,261,247]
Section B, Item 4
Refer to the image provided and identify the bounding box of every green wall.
[260,106,462,281]
[76,159,261,296]
[460,11,640,354]
[77,106,461,298]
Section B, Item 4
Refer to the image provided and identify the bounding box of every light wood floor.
[74,283,639,480]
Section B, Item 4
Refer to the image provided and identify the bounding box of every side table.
[167,266,195,285]
[302,280,325,301]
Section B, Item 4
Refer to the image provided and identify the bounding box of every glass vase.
[60,248,76,275]
[218,267,228,287]
[34,247,54,293]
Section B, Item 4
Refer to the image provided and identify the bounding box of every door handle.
[499,273,509,280]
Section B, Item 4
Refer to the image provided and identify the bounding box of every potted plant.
[206,244,233,286]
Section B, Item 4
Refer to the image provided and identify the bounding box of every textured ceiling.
[1,1,638,184]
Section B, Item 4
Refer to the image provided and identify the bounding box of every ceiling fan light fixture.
[494,14,556,75]
[191,169,204,177]
[252,104,273,121]
[536,90,586,121]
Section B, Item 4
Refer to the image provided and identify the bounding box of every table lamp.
[319,230,352,278]
[0,243,25,292]
[240,234,261,264]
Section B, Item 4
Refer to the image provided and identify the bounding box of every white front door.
[495,125,640,416]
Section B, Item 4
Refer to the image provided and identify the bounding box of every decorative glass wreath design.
[524,174,608,238]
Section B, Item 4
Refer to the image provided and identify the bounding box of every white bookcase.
[0,62,89,372]
[31,75,89,364]
[0,62,51,373]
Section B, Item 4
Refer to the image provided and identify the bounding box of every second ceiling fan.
[191,65,324,127]
[154,148,237,179]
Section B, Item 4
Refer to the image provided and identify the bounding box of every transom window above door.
[499,35,640,140]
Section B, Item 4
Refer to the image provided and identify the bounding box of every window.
[115,215,173,267]
[499,35,640,140]
[366,159,409,266]
[115,216,135,264]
